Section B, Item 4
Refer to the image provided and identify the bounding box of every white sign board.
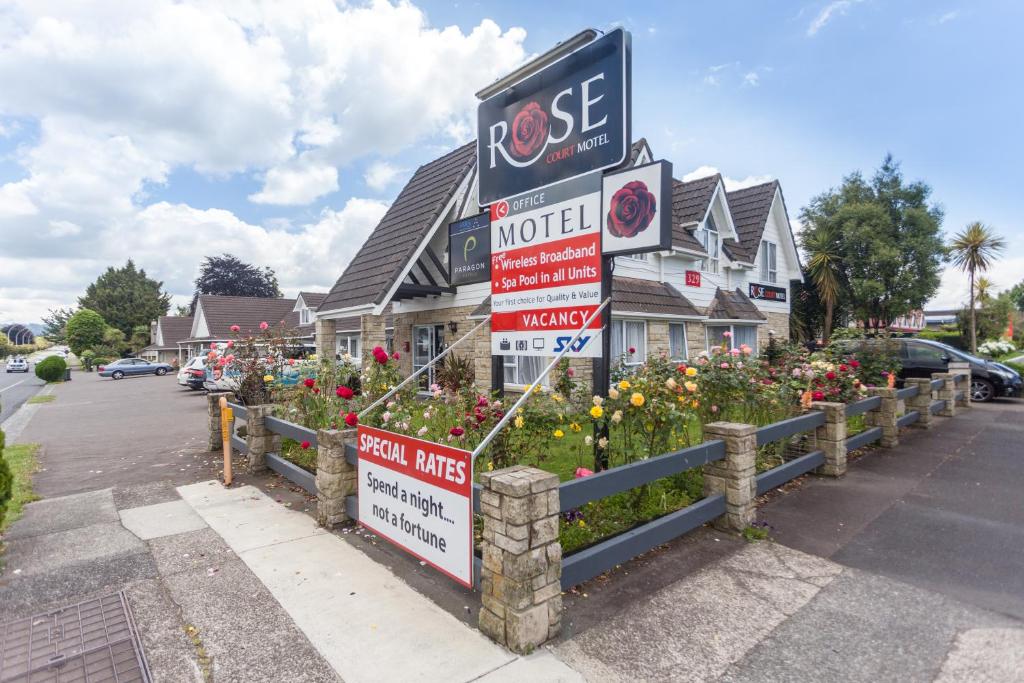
[490,172,603,358]
[357,426,473,588]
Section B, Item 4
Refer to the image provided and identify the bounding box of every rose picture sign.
[477,28,631,205]
[600,160,673,257]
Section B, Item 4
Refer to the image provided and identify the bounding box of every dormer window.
[760,241,777,283]
[300,307,313,325]
[698,215,719,274]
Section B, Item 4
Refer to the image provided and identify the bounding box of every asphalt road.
[0,356,45,424]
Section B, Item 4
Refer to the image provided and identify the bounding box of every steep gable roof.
[671,175,720,253]
[298,292,327,309]
[707,287,766,321]
[191,295,297,339]
[319,142,477,313]
[725,180,779,264]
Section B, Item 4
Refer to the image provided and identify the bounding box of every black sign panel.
[449,212,491,286]
[477,28,631,205]
[749,283,787,302]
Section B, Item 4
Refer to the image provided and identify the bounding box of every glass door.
[413,324,445,390]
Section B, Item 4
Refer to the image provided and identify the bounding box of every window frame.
[705,324,759,354]
[760,241,778,284]
[503,355,552,389]
[699,216,720,274]
[300,307,313,325]
[610,318,647,367]
[336,332,361,363]
[669,322,688,362]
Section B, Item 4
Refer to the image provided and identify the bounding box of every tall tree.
[949,222,1006,352]
[802,226,843,343]
[78,260,171,338]
[41,307,75,343]
[800,155,945,331]
[65,309,108,357]
[190,254,281,313]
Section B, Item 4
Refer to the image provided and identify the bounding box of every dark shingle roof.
[725,180,778,264]
[671,175,720,253]
[158,316,193,346]
[707,287,766,321]
[299,292,327,309]
[612,277,703,317]
[319,142,477,312]
[193,295,297,339]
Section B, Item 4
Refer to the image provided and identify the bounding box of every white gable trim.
[703,182,738,240]
[192,305,210,338]
[769,188,804,280]
[154,321,165,346]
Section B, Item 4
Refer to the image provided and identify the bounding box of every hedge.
[0,422,10,528]
[35,356,67,382]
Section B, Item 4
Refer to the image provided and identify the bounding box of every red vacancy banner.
[357,425,474,587]
[491,305,602,333]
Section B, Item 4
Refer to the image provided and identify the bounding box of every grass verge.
[1,443,40,534]
[26,394,56,405]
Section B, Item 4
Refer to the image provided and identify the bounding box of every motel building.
[314,138,801,394]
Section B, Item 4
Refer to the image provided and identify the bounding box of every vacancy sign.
[357,425,473,587]
[490,172,603,357]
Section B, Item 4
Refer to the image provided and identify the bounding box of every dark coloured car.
[897,338,1020,402]
[98,358,174,380]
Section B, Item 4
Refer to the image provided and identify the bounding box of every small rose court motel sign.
[357,426,474,587]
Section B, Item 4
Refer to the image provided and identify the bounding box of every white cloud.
[0,1,528,322]
[249,162,339,205]
[743,72,760,87]
[807,0,863,36]
[937,10,960,24]
[682,165,774,191]
[364,161,406,192]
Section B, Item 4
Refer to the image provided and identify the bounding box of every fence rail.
[895,385,919,401]
[755,411,825,447]
[929,399,945,415]
[230,434,248,454]
[897,411,920,428]
[264,415,318,448]
[266,452,317,495]
[845,426,883,451]
[228,403,248,420]
[559,440,725,512]
[930,378,945,391]
[754,450,825,495]
[845,395,882,417]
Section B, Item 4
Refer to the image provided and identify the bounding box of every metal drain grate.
[0,592,151,683]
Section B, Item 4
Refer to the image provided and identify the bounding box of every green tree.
[190,254,281,313]
[949,222,1006,352]
[802,226,844,343]
[65,309,107,356]
[800,155,945,332]
[41,307,75,343]
[1009,280,1024,313]
[974,276,995,308]
[78,260,171,338]
[129,324,151,353]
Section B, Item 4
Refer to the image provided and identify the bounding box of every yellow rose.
[590,405,604,419]
[487,461,494,471]
[630,392,645,407]
[685,381,698,393]
[691,399,700,408]
[569,422,582,432]
[553,429,564,439]
[618,380,631,390]
[685,367,698,377]
[514,415,525,428]
[263,374,274,382]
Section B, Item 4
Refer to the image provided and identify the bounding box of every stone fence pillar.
[315,318,337,361]
[206,391,232,451]
[702,422,757,532]
[903,378,934,429]
[245,405,280,473]
[810,402,846,476]
[865,387,899,448]
[933,372,957,418]
[948,361,971,408]
[478,466,562,654]
[316,429,357,528]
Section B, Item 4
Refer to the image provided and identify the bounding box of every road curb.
[1,384,53,444]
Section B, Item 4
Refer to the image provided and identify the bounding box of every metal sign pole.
[358,315,491,419]
[471,297,611,460]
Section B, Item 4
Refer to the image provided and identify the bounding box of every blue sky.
[0,1,1020,322]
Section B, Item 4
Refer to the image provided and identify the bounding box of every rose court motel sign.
[476,28,631,206]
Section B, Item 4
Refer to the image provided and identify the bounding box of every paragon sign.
[448,212,491,286]
[490,173,603,357]
[477,28,631,205]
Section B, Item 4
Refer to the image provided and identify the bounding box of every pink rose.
[575,467,594,478]
[230,325,240,332]
[259,321,269,330]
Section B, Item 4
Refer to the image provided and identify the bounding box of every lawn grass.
[26,394,56,405]
[1,443,40,534]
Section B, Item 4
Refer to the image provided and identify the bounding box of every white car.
[177,356,206,389]
[5,357,29,373]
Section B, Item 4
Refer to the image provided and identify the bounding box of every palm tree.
[804,227,843,343]
[949,222,1005,352]
[974,276,994,307]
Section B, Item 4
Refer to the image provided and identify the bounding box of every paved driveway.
[15,371,218,498]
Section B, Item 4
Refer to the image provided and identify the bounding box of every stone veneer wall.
[762,312,790,347]
[360,313,389,360]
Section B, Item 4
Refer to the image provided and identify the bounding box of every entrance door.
[412,324,446,390]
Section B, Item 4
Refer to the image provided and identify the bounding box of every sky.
[1,0,1021,324]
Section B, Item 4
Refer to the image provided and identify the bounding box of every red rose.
[304,378,315,388]
[812,390,825,401]
[850,360,861,368]
[826,371,836,380]
[677,364,687,373]
[450,426,465,437]
[300,441,311,449]
[606,180,657,238]
[628,346,636,355]
[476,395,489,407]
[392,351,400,360]
[509,101,548,159]
[838,364,849,372]
[313,387,320,394]
[344,412,358,427]
[336,386,354,399]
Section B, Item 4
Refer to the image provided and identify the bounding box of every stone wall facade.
[762,312,790,346]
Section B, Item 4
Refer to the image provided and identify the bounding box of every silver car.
[5,357,29,373]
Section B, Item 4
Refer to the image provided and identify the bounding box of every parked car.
[5,356,29,373]
[98,358,174,380]
[177,356,207,390]
[837,337,1021,402]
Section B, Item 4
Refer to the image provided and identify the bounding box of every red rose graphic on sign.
[606,180,657,238]
[510,102,549,159]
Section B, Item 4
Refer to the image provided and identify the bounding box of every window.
[760,241,777,283]
[300,307,313,325]
[669,323,687,361]
[698,215,719,273]
[504,355,551,387]
[413,324,445,390]
[706,324,758,353]
[610,319,647,365]
[336,333,361,362]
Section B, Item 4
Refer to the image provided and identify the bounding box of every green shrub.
[35,356,67,382]
[917,329,965,350]
[0,421,11,528]
[80,349,96,371]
